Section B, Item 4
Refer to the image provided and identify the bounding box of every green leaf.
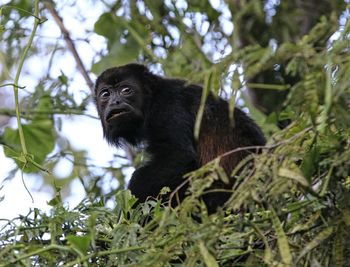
[187,1,220,22]
[91,37,139,74]
[3,95,55,172]
[48,188,62,207]
[301,146,319,180]
[199,241,219,267]
[278,167,309,186]
[194,72,211,140]
[296,226,334,263]
[251,222,272,264]
[94,12,123,45]
[14,0,33,17]
[33,94,53,121]
[58,71,68,86]
[67,235,91,255]
[118,189,138,207]
[4,120,55,172]
[270,206,292,265]
[333,225,344,267]
[144,0,164,23]
[289,211,320,234]
[241,94,279,134]
[115,190,138,218]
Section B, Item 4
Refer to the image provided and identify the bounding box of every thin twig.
[0,83,26,89]
[43,2,94,91]
[168,126,313,203]
[13,0,41,156]
[220,126,313,159]
[0,108,99,120]
[63,246,146,267]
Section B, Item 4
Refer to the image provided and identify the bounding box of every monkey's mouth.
[106,108,129,122]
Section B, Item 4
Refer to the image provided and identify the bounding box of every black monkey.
[94,64,265,213]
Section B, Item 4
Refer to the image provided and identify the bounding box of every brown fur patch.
[197,128,244,175]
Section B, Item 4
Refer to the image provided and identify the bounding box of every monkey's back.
[156,81,266,174]
[198,101,263,168]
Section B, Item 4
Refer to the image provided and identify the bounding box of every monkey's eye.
[99,89,110,98]
[120,87,132,95]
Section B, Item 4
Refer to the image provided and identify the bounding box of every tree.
[0,0,349,265]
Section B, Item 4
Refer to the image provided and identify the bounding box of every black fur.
[94,64,266,212]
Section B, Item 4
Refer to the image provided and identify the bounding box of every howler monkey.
[94,64,265,212]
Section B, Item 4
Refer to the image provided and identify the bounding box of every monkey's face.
[95,70,145,146]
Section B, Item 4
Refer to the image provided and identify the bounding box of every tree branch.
[43,2,94,92]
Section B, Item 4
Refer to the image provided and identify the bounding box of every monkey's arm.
[128,149,197,204]
[128,92,197,204]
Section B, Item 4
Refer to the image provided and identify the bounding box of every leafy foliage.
[3,96,55,172]
[1,0,350,266]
